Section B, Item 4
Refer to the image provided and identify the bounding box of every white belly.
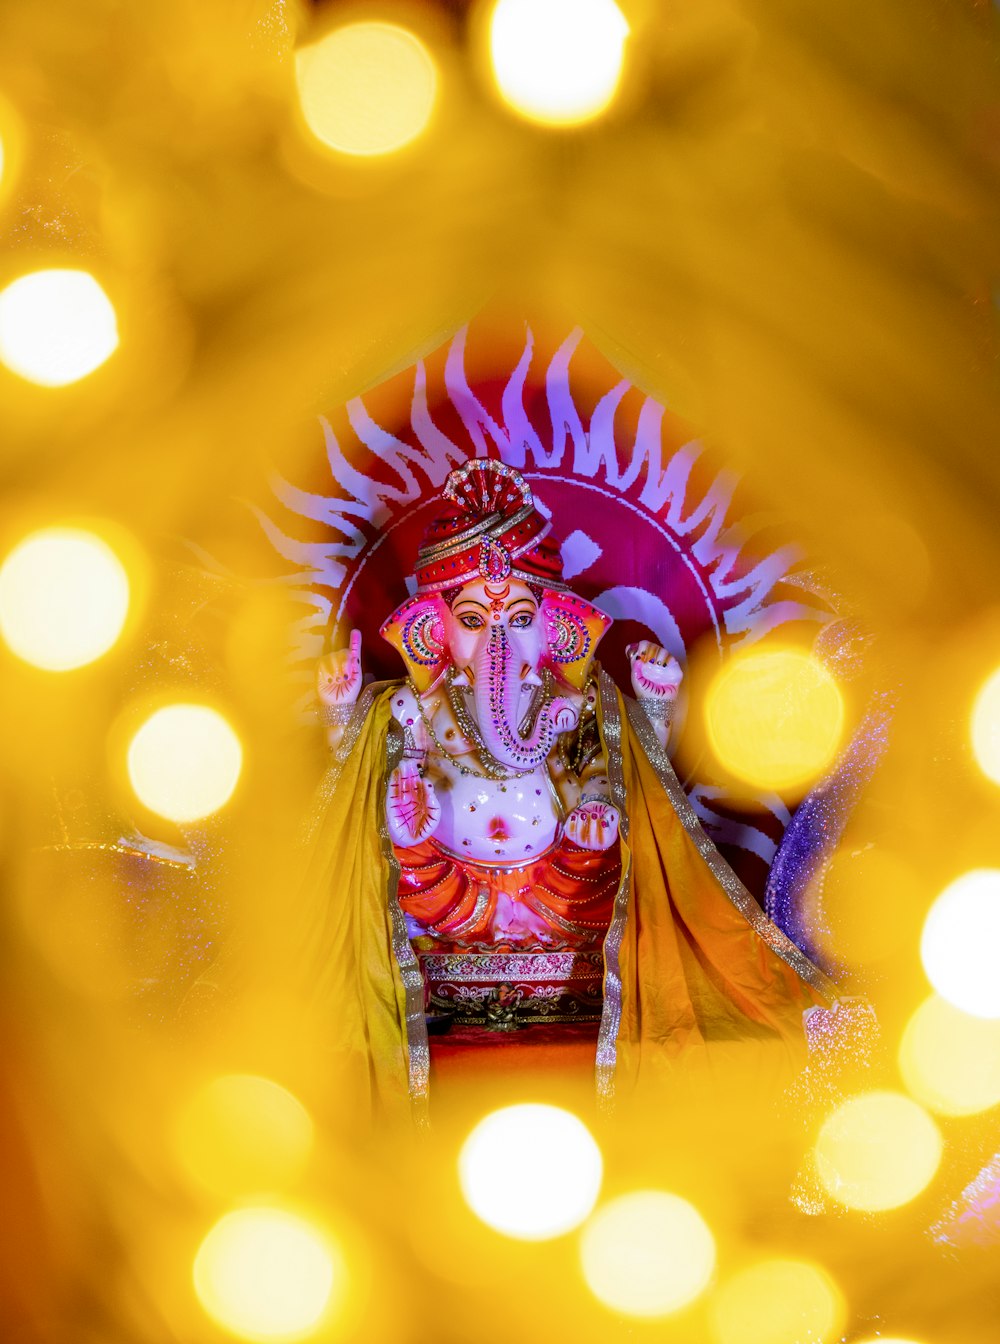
[429,758,560,864]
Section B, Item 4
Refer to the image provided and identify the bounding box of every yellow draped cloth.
[594,673,835,1102]
[290,685,426,1126]
[290,674,836,1122]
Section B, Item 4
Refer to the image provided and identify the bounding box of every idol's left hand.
[564,800,620,851]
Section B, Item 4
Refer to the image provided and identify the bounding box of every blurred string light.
[579,1191,715,1317]
[488,0,629,127]
[813,1090,942,1213]
[920,869,1000,1018]
[295,22,438,157]
[458,1103,602,1240]
[0,95,22,205]
[899,995,1000,1117]
[709,1258,846,1344]
[0,269,118,386]
[971,665,1000,785]
[193,1207,343,1342]
[127,703,243,823]
[704,646,845,793]
[172,1075,314,1200]
[0,527,130,671]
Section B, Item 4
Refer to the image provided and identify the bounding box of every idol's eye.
[458,613,485,630]
[510,611,534,629]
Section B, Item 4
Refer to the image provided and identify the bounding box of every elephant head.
[380,460,611,768]
[382,578,610,769]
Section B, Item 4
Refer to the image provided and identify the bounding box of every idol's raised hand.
[627,641,682,748]
[317,628,363,708]
[626,640,682,703]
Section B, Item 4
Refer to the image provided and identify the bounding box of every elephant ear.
[380,593,450,692]
[541,592,612,690]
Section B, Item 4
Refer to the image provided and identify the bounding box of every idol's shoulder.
[384,683,419,726]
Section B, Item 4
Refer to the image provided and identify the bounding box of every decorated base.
[419,950,604,1028]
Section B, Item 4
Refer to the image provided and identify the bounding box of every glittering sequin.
[595,670,632,1107]
[381,716,431,1124]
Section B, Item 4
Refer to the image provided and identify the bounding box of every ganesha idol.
[304,460,838,1115]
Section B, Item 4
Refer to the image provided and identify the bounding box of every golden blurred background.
[0,0,998,1341]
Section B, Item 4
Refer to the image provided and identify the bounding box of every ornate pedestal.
[419,949,604,1029]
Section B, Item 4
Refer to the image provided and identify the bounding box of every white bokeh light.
[580,1191,715,1317]
[127,703,243,824]
[971,666,1000,785]
[899,994,1000,1117]
[814,1090,942,1213]
[0,527,130,671]
[489,0,629,127]
[920,869,1000,1018]
[0,269,118,386]
[193,1207,342,1341]
[296,22,438,157]
[711,1258,845,1344]
[459,1103,602,1240]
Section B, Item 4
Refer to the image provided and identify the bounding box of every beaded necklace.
[447,667,555,777]
[406,673,553,781]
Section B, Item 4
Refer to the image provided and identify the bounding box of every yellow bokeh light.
[814,1090,942,1213]
[295,22,438,157]
[971,665,1000,785]
[704,647,845,793]
[0,527,130,671]
[127,703,243,823]
[194,1207,343,1342]
[173,1075,314,1199]
[458,1103,602,1240]
[899,994,1000,1116]
[0,268,118,386]
[854,1338,923,1344]
[920,869,1000,1018]
[488,0,629,127]
[710,1258,846,1344]
[579,1191,715,1318]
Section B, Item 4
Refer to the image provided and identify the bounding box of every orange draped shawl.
[292,673,837,1123]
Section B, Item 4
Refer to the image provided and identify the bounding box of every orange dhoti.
[394,835,621,951]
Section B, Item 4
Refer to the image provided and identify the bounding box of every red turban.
[413,460,565,593]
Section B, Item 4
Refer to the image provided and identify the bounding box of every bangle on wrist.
[320,702,355,727]
[638,695,675,722]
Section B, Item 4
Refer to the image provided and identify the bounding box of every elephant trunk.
[472,625,555,771]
